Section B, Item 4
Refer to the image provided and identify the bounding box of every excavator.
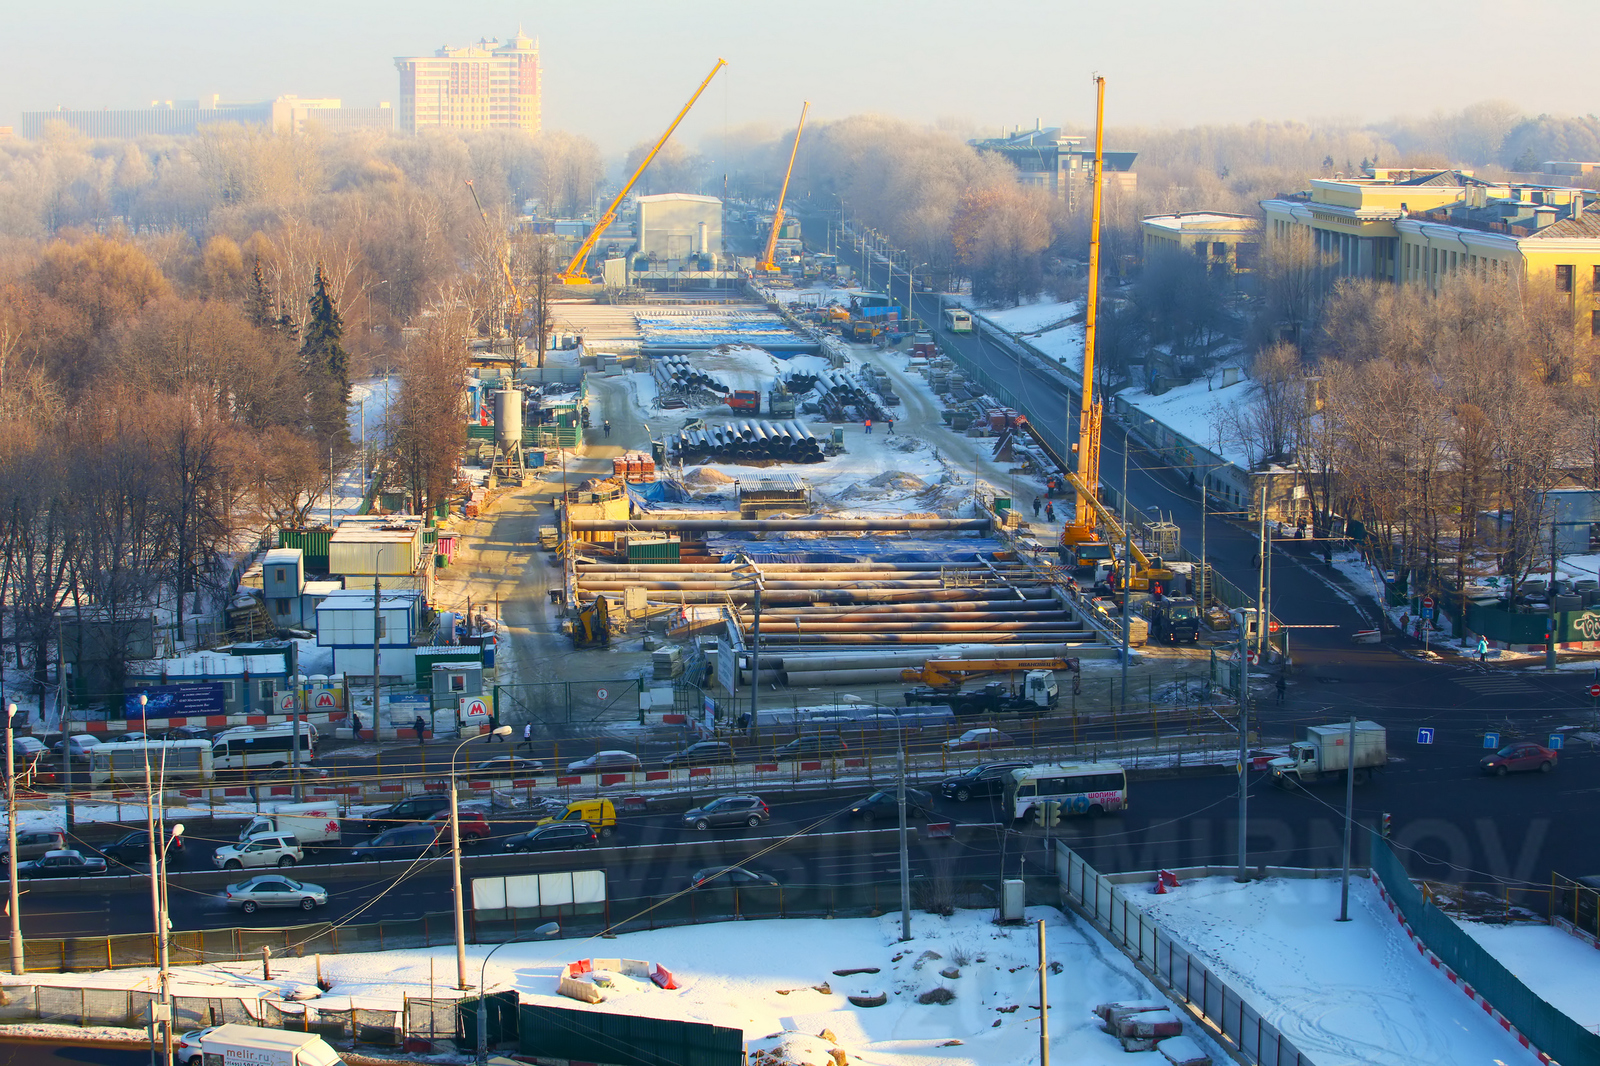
[757,102,809,275]
[557,59,726,285]
[1057,76,1173,593]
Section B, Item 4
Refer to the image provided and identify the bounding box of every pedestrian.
[864,418,873,435]
[1399,611,1410,635]
[1045,501,1055,522]
[414,715,427,745]
[1032,496,1042,518]
[886,418,894,435]
[1477,635,1488,663]
[603,420,611,438]
[522,723,534,751]
[1275,676,1287,704]
[350,712,362,741]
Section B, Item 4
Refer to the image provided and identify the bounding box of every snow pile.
[1457,922,1600,1032]
[978,299,1080,336]
[1125,875,1534,1066]
[17,908,1225,1066]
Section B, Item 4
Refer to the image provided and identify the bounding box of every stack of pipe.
[816,369,869,407]
[673,420,824,464]
[651,354,727,395]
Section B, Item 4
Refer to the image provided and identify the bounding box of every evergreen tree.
[247,258,274,330]
[300,264,350,445]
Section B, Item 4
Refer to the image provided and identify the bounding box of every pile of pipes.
[673,420,824,463]
[650,355,728,401]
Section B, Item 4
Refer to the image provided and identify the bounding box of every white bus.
[943,308,973,333]
[212,723,318,772]
[1004,762,1127,820]
[88,740,214,787]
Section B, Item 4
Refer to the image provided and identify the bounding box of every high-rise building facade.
[395,30,541,135]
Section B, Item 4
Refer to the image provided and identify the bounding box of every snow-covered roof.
[1142,212,1261,232]
[127,652,290,678]
[262,548,303,565]
[303,580,344,595]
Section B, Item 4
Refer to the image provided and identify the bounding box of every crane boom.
[465,179,524,366]
[557,58,727,285]
[758,101,809,273]
[1065,74,1107,548]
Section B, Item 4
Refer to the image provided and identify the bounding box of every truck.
[1269,722,1387,786]
[768,385,797,418]
[1148,597,1200,644]
[236,801,342,846]
[201,1024,344,1066]
[727,390,761,412]
[904,680,1053,718]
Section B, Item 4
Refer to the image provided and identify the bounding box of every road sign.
[1422,596,1434,610]
[596,688,608,701]
[1588,683,1600,699]
[1421,607,1434,619]
[1550,733,1565,750]
[1417,727,1435,745]
[1483,731,1500,749]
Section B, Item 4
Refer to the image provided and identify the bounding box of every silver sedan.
[224,875,328,914]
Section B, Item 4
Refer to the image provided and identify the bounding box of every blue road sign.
[1550,734,1565,750]
[1421,607,1434,619]
[1483,732,1500,749]
[1417,727,1435,745]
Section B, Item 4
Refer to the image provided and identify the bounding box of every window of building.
[450,673,467,692]
[274,568,285,584]
[273,598,290,617]
[1593,264,1600,291]
[1593,310,1600,337]
[1236,243,1259,269]
[1557,265,1574,293]
[1212,242,1228,257]
[258,680,275,701]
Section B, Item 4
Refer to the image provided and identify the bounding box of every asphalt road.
[0,1043,147,1066]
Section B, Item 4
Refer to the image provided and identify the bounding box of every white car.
[212,832,303,871]
[565,750,642,773]
[176,1026,216,1066]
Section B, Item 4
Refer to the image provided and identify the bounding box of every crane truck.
[758,103,809,275]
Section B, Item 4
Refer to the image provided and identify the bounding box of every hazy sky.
[5,0,1595,153]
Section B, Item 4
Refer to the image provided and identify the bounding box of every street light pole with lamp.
[451,725,513,990]
[475,922,561,1066]
[4,702,21,975]
[730,557,764,742]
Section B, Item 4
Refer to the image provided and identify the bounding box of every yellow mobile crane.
[557,58,727,285]
[1059,76,1172,592]
[465,179,523,367]
[758,101,809,274]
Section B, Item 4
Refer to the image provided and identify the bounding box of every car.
[50,735,102,761]
[683,795,770,831]
[848,788,934,819]
[945,728,1015,752]
[107,732,149,744]
[770,734,848,760]
[18,850,106,877]
[154,726,211,742]
[472,755,544,776]
[252,765,330,782]
[363,794,450,832]
[99,830,185,866]
[503,822,598,852]
[212,832,303,871]
[1480,742,1558,776]
[0,830,65,864]
[425,809,491,844]
[351,824,440,862]
[176,1026,216,1066]
[565,750,642,774]
[661,741,736,769]
[688,866,780,890]
[11,737,46,760]
[939,761,1031,802]
[224,874,328,914]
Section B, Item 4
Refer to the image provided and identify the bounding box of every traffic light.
[1044,800,1063,828]
[1033,803,1047,827]
[1381,812,1392,839]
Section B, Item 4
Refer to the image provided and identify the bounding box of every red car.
[1480,742,1557,776]
[425,810,491,844]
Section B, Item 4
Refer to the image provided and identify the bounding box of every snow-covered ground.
[1028,321,1087,375]
[8,907,1226,1066]
[1119,377,1254,469]
[976,299,1080,336]
[1458,922,1600,1033]
[1125,875,1534,1066]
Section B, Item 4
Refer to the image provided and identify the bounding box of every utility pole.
[5,702,22,974]
[1256,475,1271,658]
[1037,919,1050,1066]
[1236,627,1250,883]
[897,743,911,941]
[451,774,469,990]
[1119,436,1131,713]
[1339,715,1356,921]
[372,561,384,740]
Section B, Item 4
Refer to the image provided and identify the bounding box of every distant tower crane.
[557,58,727,285]
[465,179,523,369]
[758,101,809,274]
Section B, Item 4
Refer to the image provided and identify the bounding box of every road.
[0,1042,147,1066]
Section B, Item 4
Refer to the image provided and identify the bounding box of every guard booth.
[431,662,484,715]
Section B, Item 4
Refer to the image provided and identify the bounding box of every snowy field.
[1125,876,1535,1066]
[976,299,1080,337]
[11,907,1225,1066]
[1458,922,1600,1033]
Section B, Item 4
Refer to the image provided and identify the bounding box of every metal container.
[494,389,523,449]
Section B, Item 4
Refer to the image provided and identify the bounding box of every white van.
[211,723,318,772]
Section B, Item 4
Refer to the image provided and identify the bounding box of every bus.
[212,723,318,772]
[1004,762,1127,820]
[943,308,973,333]
[89,740,214,787]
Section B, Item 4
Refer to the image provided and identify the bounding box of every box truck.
[200,1024,343,1066]
[1269,721,1387,786]
[237,802,341,846]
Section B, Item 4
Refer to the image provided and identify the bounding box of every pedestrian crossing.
[1450,668,1535,695]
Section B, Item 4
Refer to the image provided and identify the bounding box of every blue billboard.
[125,683,227,719]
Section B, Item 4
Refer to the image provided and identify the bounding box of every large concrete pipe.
[751,632,1092,645]
[760,621,1080,633]
[779,668,909,686]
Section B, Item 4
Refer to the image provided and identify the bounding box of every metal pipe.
[752,632,1092,645]
[575,580,946,591]
[571,518,991,531]
[750,621,1082,633]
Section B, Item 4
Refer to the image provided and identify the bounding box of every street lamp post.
[157,821,182,1066]
[452,726,513,989]
[732,557,764,742]
[476,923,561,1066]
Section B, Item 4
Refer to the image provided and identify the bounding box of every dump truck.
[1269,721,1387,786]
[727,390,761,412]
[768,385,797,418]
[201,1025,343,1066]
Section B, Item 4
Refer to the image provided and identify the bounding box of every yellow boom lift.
[758,101,809,274]
[557,58,727,285]
[900,657,1080,688]
[1058,76,1172,592]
